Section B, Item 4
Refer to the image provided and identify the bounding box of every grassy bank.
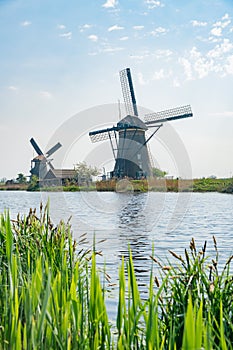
[0,183,28,191]
[1,177,233,193]
[0,206,233,349]
[95,177,233,193]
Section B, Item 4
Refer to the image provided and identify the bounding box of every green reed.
[0,205,233,349]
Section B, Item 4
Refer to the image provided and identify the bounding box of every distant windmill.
[30,138,62,179]
[89,68,193,179]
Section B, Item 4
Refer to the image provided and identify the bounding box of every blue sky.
[0,0,233,179]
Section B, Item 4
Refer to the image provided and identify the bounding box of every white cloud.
[190,46,202,60]
[183,47,216,79]
[137,72,147,85]
[20,21,31,27]
[179,58,193,80]
[102,46,123,53]
[133,25,144,30]
[222,20,231,28]
[150,26,168,36]
[83,24,92,29]
[88,34,98,42]
[88,44,124,55]
[210,27,222,37]
[137,69,171,85]
[40,91,52,99]
[108,25,124,32]
[180,39,233,81]
[173,78,180,87]
[145,0,164,9]
[225,55,233,74]
[213,21,222,27]
[8,86,18,91]
[59,32,72,39]
[102,0,118,8]
[152,69,167,80]
[179,14,233,82]
[80,24,92,32]
[209,14,231,40]
[191,20,207,27]
[57,24,66,30]
[119,36,129,41]
[193,57,215,79]
[207,39,233,59]
[208,36,222,43]
[213,19,231,29]
[222,13,230,20]
[88,52,98,56]
[154,49,173,59]
[130,54,149,60]
[130,49,172,61]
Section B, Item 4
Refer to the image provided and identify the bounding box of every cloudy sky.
[0,0,233,179]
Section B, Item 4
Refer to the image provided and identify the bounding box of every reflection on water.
[0,191,233,316]
[117,194,151,290]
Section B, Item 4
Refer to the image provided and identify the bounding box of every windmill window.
[137,154,141,160]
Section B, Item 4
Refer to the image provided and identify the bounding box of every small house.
[42,169,76,186]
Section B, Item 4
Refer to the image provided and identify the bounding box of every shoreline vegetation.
[0,177,233,193]
[0,205,233,348]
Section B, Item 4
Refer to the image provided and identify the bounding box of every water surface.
[1,190,232,317]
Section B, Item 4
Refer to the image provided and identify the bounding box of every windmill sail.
[30,138,43,155]
[46,142,62,157]
[120,68,138,117]
[145,105,193,125]
[89,127,117,143]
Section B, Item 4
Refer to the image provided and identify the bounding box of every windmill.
[30,138,62,179]
[89,68,193,179]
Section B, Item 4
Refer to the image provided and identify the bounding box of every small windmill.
[30,138,62,179]
[89,68,193,179]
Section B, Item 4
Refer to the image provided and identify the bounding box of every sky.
[0,0,233,179]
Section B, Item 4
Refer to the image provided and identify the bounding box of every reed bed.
[0,205,232,349]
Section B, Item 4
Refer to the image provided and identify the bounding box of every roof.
[32,155,46,161]
[117,115,148,130]
[44,169,76,180]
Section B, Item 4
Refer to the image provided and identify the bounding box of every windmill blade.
[89,127,117,143]
[144,105,193,125]
[119,68,138,117]
[30,138,44,156]
[47,160,55,170]
[46,142,62,157]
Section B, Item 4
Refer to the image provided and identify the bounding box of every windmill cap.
[32,155,47,161]
[117,115,148,130]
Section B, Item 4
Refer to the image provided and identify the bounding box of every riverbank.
[0,206,233,349]
[0,183,28,191]
[95,177,233,193]
[1,177,233,193]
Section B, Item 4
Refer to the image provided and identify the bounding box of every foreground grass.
[0,206,233,349]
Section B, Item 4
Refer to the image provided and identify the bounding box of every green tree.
[74,162,99,184]
[152,167,167,178]
[0,177,7,185]
[16,173,27,184]
[27,175,39,191]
